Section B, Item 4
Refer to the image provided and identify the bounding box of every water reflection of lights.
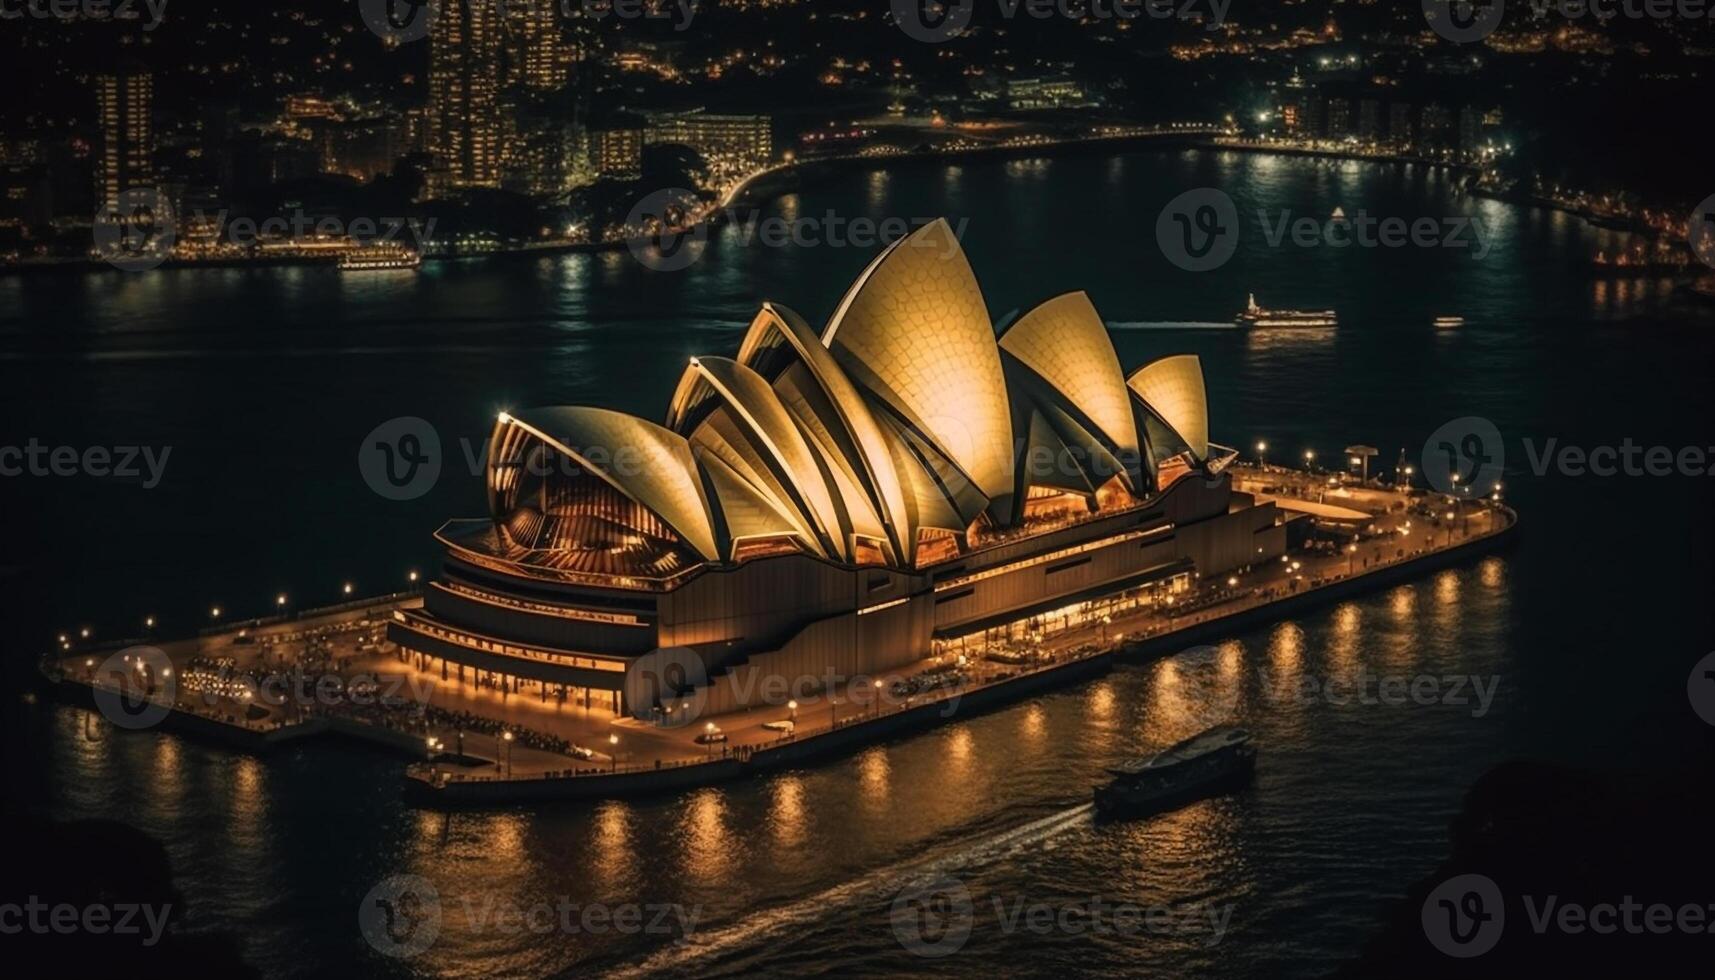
[592,802,635,889]
[484,812,528,863]
[681,789,734,884]
[767,776,806,850]
[231,756,265,839]
[946,725,974,768]
[775,193,800,222]
[857,748,890,806]
[1389,585,1417,620]
[1435,570,1462,605]
[1479,557,1506,589]
[1088,682,1116,720]
[1022,702,1047,741]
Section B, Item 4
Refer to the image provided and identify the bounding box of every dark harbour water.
[4,148,1714,978]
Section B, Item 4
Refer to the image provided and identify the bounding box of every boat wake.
[607,802,1095,979]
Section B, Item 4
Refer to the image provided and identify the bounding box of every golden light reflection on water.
[591,802,635,890]
[1389,584,1418,621]
[679,789,734,885]
[945,725,974,774]
[483,812,529,865]
[229,756,265,843]
[775,193,800,222]
[150,737,183,810]
[1088,683,1116,722]
[1021,702,1047,742]
[857,748,891,809]
[1479,557,1506,589]
[768,776,807,850]
[1328,603,1362,682]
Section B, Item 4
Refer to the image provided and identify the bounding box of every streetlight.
[1255,440,1268,469]
[80,627,91,639]
[1303,449,1316,473]
[787,699,798,723]
[501,730,513,776]
[144,615,156,629]
[342,582,354,596]
[210,606,222,620]
[1100,614,1112,645]
[608,732,619,772]
[275,593,288,609]
[704,721,717,758]
[873,678,884,716]
[1347,541,1358,575]
[407,570,420,585]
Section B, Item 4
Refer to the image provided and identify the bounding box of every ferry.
[1433,315,1465,329]
[338,243,421,271]
[1094,725,1255,818]
[1236,294,1337,329]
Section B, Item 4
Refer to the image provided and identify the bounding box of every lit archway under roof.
[497,407,719,561]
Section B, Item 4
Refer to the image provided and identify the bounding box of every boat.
[1433,315,1465,328]
[1236,294,1337,329]
[338,243,421,271]
[1093,724,1255,818]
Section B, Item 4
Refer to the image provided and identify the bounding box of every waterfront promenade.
[43,465,1514,805]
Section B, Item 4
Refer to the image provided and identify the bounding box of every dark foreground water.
[4,149,1713,978]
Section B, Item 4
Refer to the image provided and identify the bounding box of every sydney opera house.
[389,219,1289,717]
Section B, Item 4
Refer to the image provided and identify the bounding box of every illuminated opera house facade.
[390,219,1289,716]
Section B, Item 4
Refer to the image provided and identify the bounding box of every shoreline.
[41,491,1518,808]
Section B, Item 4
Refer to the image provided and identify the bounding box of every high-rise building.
[93,63,153,206]
[1388,102,1414,147]
[644,111,772,189]
[506,0,575,93]
[429,0,503,192]
[1325,98,1352,138]
[1357,99,1381,141]
[588,126,643,180]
